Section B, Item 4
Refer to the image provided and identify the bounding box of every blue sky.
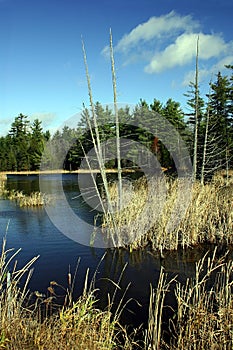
[0,0,232,136]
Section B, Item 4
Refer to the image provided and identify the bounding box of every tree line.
[0,66,232,181]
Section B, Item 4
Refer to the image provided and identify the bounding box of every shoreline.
[0,167,169,177]
[0,168,140,178]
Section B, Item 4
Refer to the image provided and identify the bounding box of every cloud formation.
[115,11,199,53]
[145,32,229,74]
[108,11,233,83]
[0,118,12,136]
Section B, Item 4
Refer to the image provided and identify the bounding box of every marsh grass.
[145,249,233,349]
[0,239,137,350]
[0,175,8,198]
[102,176,233,251]
[172,253,233,349]
[7,190,50,207]
[0,237,232,349]
[0,176,50,207]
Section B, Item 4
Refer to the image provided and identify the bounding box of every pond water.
[0,174,232,332]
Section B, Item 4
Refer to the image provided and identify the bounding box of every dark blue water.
[1,174,231,329]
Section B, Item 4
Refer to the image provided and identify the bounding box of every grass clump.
[0,174,9,198]
[0,176,50,207]
[0,239,135,350]
[0,236,232,349]
[102,176,233,252]
[7,190,50,207]
[145,249,233,349]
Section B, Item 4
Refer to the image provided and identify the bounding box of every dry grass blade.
[102,177,233,251]
[145,267,177,350]
[0,175,50,207]
[0,238,136,349]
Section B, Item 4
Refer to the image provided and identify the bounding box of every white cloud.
[101,45,110,58]
[114,11,199,53]
[102,10,233,86]
[145,33,229,74]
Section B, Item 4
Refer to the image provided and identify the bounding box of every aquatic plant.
[0,175,50,207]
[0,237,232,349]
[0,239,136,350]
[145,249,233,349]
[102,177,233,252]
[8,190,50,207]
[0,174,8,198]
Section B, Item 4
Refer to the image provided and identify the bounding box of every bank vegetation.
[0,238,232,349]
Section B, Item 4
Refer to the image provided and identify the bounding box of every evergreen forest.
[0,66,233,182]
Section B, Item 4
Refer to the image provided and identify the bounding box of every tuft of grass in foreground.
[0,238,232,349]
[102,176,233,251]
[146,249,233,349]
[0,239,136,350]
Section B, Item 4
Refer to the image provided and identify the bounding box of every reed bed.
[0,236,232,349]
[102,176,233,251]
[0,176,50,207]
[0,238,136,350]
[0,174,8,198]
[145,249,233,349]
[7,190,50,207]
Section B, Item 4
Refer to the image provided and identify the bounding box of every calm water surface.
[0,174,231,329]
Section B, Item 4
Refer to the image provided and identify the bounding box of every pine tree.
[207,72,231,172]
[28,119,45,170]
[9,114,30,171]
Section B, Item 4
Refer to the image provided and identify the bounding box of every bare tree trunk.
[193,36,199,181]
[82,39,117,246]
[225,147,229,185]
[201,98,210,185]
[110,29,123,210]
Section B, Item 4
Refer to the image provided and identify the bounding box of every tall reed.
[102,176,233,251]
[145,249,233,349]
[0,238,136,349]
[7,190,50,207]
[0,175,50,207]
[0,174,8,198]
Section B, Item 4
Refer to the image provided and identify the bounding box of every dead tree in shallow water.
[193,36,199,181]
[82,38,120,246]
[110,29,123,211]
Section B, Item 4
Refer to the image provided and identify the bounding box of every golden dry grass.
[0,176,50,207]
[0,175,8,198]
[145,249,233,349]
[0,237,232,349]
[0,239,136,350]
[7,190,50,207]
[102,176,233,252]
